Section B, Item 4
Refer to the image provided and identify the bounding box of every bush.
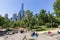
[6,28,12,31]
[31,26,45,31]
[32,27,42,29]
[46,23,58,28]
[46,23,51,28]
[35,28,45,31]
[52,23,58,28]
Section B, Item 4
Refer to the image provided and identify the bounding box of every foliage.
[0,16,5,26]
[1,0,60,31]
[0,9,58,30]
[53,0,60,17]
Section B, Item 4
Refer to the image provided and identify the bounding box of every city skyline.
[7,3,24,21]
[0,0,55,18]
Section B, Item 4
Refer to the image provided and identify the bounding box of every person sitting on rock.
[57,31,60,34]
[48,31,51,35]
[31,32,38,37]
[20,30,24,33]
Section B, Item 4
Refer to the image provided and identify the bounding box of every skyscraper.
[17,12,21,20]
[12,13,17,21]
[4,13,8,20]
[20,3,24,18]
[17,3,24,21]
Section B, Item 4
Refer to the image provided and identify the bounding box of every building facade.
[4,13,8,20]
[12,13,17,21]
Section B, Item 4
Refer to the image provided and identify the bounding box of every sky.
[0,0,55,18]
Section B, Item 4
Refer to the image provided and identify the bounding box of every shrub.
[46,23,51,28]
[46,23,58,28]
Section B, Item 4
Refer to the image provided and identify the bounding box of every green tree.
[46,11,57,28]
[0,16,6,27]
[24,10,36,29]
[53,0,60,17]
[38,9,47,25]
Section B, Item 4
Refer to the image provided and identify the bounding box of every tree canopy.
[0,0,60,31]
[53,0,60,17]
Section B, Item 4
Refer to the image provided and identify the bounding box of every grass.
[33,26,57,31]
[35,28,56,31]
[43,28,56,31]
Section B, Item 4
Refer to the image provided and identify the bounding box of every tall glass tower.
[20,3,24,19]
[17,3,24,20]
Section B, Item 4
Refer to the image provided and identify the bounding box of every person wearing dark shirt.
[31,32,38,37]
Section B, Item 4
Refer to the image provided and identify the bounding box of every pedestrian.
[57,31,60,34]
[20,30,24,33]
[48,31,51,35]
[31,31,38,37]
